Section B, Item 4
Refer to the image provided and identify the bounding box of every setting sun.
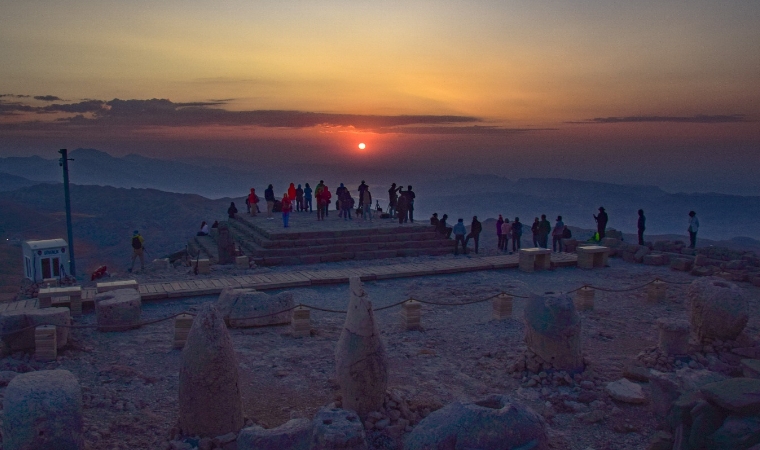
[358,143,366,150]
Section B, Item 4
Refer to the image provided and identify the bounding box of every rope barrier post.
[196,259,211,275]
[401,299,421,331]
[35,325,57,362]
[574,286,595,311]
[492,293,513,320]
[69,289,82,317]
[657,319,690,356]
[647,280,667,303]
[173,314,194,349]
[291,306,311,337]
[235,255,249,269]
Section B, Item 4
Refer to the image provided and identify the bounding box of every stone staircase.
[190,214,454,266]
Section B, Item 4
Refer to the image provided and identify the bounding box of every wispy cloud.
[34,95,63,102]
[567,114,750,124]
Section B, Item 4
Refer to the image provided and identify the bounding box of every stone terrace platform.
[191,212,453,266]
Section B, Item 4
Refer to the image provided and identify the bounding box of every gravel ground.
[2,257,759,450]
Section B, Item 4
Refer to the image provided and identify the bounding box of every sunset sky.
[1,1,758,194]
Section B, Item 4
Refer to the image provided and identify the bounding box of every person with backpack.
[281,192,293,228]
[295,184,304,212]
[304,183,313,213]
[637,209,646,245]
[594,207,608,240]
[227,201,238,219]
[552,215,565,252]
[265,184,275,219]
[248,188,259,217]
[512,217,523,252]
[453,218,467,255]
[340,189,354,220]
[129,230,145,273]
[538,214,551,249]
[465,216,482,254]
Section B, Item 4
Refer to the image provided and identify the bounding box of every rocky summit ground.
[2,254,759,449]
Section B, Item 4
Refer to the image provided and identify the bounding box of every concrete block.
[96,280,138,293]
[291,306,310,337]
[235,255,249,268]
[94,289,142,331]
[196,259,211,274]
[657,319,690,356]
[647,280,667,303]
[401,300,421,330]
[35,325,57,362]
[574,287,595,311]
[577,245,609,269]
[519,248,551,273]
[174,314,194,349]
[492,294,513,320]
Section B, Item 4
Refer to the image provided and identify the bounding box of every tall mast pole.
[58,149,76,278]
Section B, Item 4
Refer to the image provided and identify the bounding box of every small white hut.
[22,239,70,282]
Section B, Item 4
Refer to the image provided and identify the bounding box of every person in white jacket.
[688,211,700,249]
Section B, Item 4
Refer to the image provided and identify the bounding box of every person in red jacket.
[248,188,259,216]
[288,183,296,206]
[281,192,293,228]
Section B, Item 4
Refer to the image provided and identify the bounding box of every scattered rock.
[523,292,583,372]
[606,379,647,404]
[237,418,312,450]
[311,407,367,450]
[178,303,244,437]
[2,369,84,450]
[700,378,760,415]
[404,394,548,450]
[688,278,748,341]
[215,288,294,327]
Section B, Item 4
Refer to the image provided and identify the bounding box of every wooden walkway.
[136,252,578,301]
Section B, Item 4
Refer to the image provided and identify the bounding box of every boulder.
[94,288,142,331]
[643,254,668,266]
[692,266,713,277]
[178,303,244,437]
[335,278,388,418]
[707,415,760,449]
[215,288,294,327]
[2,369,83,450]
[671,258,694,272]
[0,307,70,351]
[237,418,312,450]
[311,407,367,450]
[634,246,651,263]
[700,378,760,415]
[688,278,748,341]
[523,292,583,372]
[606,378,647,404]
[404,394,548,450]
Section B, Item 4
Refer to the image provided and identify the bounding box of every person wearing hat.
[688,210,699,249]
[594,207,608,240]
[357,180,368,210]
[129,230,145,273]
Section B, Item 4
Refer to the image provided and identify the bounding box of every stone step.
[194,235,219,262]
[251,246,454,266]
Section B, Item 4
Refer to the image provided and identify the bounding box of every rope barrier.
[2,275,689,338]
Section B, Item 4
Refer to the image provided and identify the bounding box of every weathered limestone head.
[523,292,583,372]
[335,277,388,419]
[688,277,749,341]
[178,302,243,437]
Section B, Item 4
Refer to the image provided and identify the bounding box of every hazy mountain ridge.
[0,172,40,192]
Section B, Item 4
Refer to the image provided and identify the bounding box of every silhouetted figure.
[228,202,238,219]
[265,184,275,219]
[437,214,452,238]
[281,193,292,228]
[552,216,565,252]
[465,216,482,254]
[638,209,646,245]
[501,219,511,252]
[388,183,398,218]
[357,181,368,209]
[594,207,608,240]
[288,183,296,208]
[430,213,439,227]
[304,183,313,212]
[361,187,373,221]
[406,185,416,223]
[336,183,348,217]
[496,215,505,250]
[211,221,219,229]
[197,221,209,236]
[129,230,145,273]
[538,214,551,249]
[453,219,467,255]
[688,211,699,249]
[340,189,354,220]
[396,188,408,224]
[512,217,522,252]
[531,217,540,247]
[248,188,259,216]
[296,184,304,211]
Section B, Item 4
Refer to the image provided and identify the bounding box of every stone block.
[657,319,690,355]
[519,248,552,272]
[2,370,83,450]
[235,255,249,268]
[96,279,138,293]
[647,280,667,303]
[215,288,294,328]
[492,294,513,320]
[35,325,57,362]
[291,306,310,337]
[670,258,694,272]
[689,278,748,341]
[238,418,312,450]
[741,360,760,379]
[174,314,194,349]
[94,288,142,331]
[196,258,211,274]
[577,245,609,269]
[38,286,81,310]
[643,254,667,266]
[404,395,548,450]
[42,278,59,287]
[0,308,70,352]
[562,238,578,253]
[523,293,583,372]
[606,378,647,404]
[574,287,595,311]
[401,299,422,330]
[311,407,367,450]
[152,258,170,270]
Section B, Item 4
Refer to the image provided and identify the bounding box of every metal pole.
[58,149,76,278]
